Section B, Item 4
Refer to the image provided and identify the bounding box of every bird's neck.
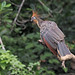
[36,17,43,28]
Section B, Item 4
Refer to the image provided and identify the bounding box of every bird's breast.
[40,26,47,36]
[40,21,53,36]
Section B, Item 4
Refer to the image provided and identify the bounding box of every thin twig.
[0,37,5,50]
[16,22,25,26]
[13,0,25,25]
[6,0,20,7]
[58,8,63,13]
[11,0,25,32]
[17,19,29,24]
[38,0,53,17]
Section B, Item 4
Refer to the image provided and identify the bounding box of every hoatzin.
[31,11,75,68]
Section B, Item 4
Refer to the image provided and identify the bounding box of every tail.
[57,40,73,61]
[71,55,75,70]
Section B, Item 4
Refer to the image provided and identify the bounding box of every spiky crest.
[32,11,39,17]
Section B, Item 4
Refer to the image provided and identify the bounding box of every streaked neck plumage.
[34,17,43,28]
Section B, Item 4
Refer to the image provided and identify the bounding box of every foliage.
[63,67,68,73]
[0,48,30,75]
[0,47,42,75]
[0,1,12,23]
[0,0,75,75]
[0,1,11,11]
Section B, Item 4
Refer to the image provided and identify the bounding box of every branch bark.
[0,37,5,50]
[11,0,25,32]
[13,0,25,25]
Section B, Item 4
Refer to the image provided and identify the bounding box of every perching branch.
[0,37,5,50]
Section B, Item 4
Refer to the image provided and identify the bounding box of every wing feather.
[40,21,65,47]
[47,21,65,41]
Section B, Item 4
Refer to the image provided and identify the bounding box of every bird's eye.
[32,16,36,19]
[31,16,36,21]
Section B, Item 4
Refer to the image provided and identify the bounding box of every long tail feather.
[57,40,73,60]
[58,41,71,56]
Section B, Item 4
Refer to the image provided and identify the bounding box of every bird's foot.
[38,40,43,43]
[62,61,66,68]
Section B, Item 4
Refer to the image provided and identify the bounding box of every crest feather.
[32,11,39,17]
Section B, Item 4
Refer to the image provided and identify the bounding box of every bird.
[31,11,75,68]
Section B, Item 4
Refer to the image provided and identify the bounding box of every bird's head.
[31,11,39,24]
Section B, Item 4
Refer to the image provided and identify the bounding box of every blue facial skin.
[31,16,36,21]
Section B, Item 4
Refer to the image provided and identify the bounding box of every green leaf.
[26,8,32,11]
[40,52,52,60]
[49,59,60,64]
[5,19,12,23]
[0,72,1,75]
[25,43,34,49]
[1,1,6,10]
[0,63,6,70]
[63,67,68,73]
[47,71,55,75]
[5,4,11,7]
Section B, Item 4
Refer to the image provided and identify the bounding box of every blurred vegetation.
[0,0,75,75]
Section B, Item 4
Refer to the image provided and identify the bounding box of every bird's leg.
[38,39,44,44]
[38,39,45,45]
[62,60,66,68]
[38,39,43,43]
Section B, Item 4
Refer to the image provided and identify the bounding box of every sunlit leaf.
[63,67,68,73]
[5,4,11,7]
[1,1,6,10]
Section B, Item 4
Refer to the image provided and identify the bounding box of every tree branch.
[0,37,5,50]
[17,19,29,24]
[11,0,25,32]
[13,0,25,25]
